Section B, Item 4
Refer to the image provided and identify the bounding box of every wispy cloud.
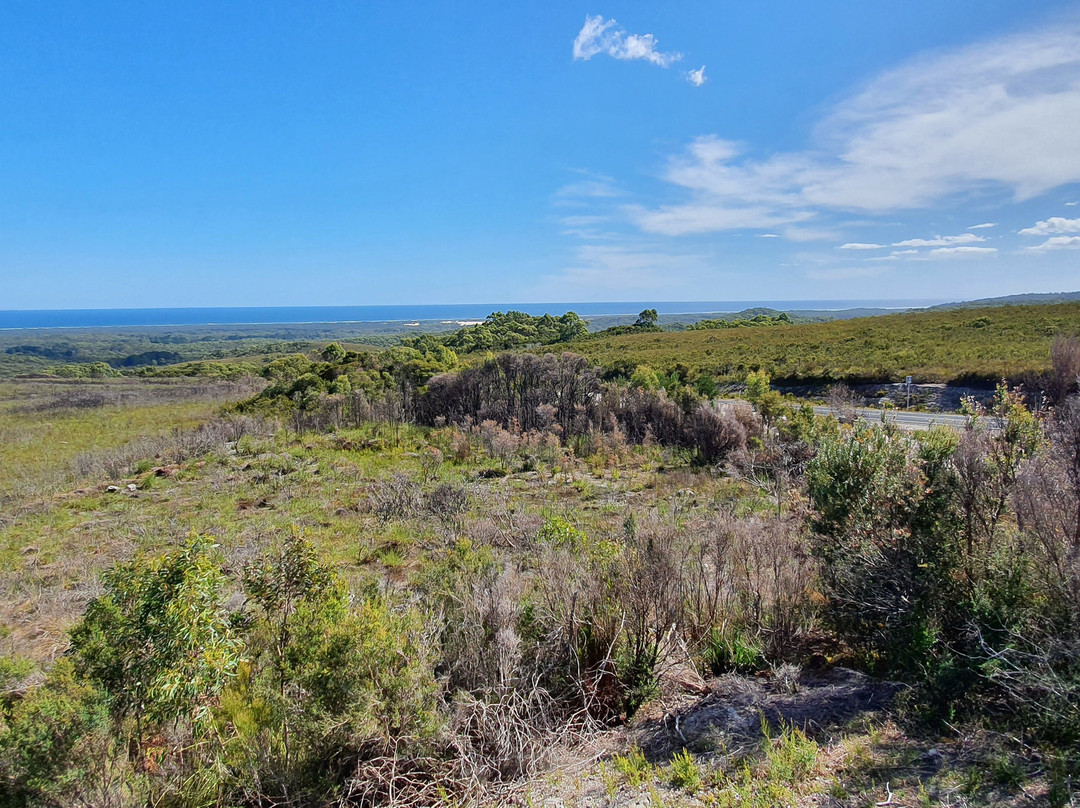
[686,66,707,87]
[573,15,681,67]
[560,214,613,227]
[553,173,624,208]
[1027,235,1080,251]
[630,23,1080,234]
[630,200,812,235]
[1019,216,1080,235]
[838,242,885,250]
[758,233,779,238]
[930,246,997,255]
[869,249,921,261]
[537,243,708,296]
[893,234,984,248]
[968,222,996,230]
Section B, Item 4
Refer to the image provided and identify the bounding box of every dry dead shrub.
[16,378,265,415]
[668,509,816,661]
[534,403,558,433]
[291,392,348,434]
[344,389,375,427]
[466,490,542,550]
[826,383,860,424]
[1015,396,1080,613]
[685,401,757,464]
[449,685,587,784]
[474,420,519,467]
[517,429,559,468]
[1046,333,1080,405]
[365,474,423,522]
[424,483,468,523]
[526,531,624,719]
[729,427,814,515]
[422,551,523,694]
[419,445,443,480]
[615,516,692,712]
[726,514,816,659]
[599,424,630,465]
[450,427,472,462]
[337,750,469,808]
[613,386,683,445]
[974,402,1080,736]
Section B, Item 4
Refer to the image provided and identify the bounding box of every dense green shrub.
[69,535,242,733]
[0,660,121,807]
[222,532,444,800]
[806,424,962,673]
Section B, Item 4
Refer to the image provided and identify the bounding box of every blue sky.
[2,1,1080,309]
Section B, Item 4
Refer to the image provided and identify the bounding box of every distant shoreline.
[0,300,943,331]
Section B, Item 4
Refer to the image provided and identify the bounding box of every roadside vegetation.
[0,316,1079,805]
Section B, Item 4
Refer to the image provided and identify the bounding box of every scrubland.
[0,324,1079,807]
[566,302,1080,385]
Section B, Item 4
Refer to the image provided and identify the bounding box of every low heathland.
[1,331,1079,807]
[565,301,1080,386]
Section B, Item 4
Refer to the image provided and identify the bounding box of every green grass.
[563,301,1080,385]
[0,381,233,502]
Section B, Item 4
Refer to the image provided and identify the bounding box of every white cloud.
[1067,201,1078,206]
[781,226,838,242]
[758,233,779,238]
[893,233,984,247]
[632,23,1080,233]
[807,266,886,281]
[686,66,707,87]
[930,246,998,255]
[573,15,681,67]
[1019,216,1080,235]
[838,242,885,250]
[1027,235,1080,251]
[868,249,920,261]
[630,201,812,235]
[968,222,997,229]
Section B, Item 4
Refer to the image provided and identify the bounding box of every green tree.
[320,341,346,362]
[634,309,659,329]
[264,354,314,385]
[69,536,242,737]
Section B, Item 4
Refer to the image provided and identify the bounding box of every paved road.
[812,406,970,432]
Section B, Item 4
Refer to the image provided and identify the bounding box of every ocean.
[0,300,946,330]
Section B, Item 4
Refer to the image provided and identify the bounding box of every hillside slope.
[564,301,1080,384]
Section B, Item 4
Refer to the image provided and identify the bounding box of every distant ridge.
[929,291,1080,310]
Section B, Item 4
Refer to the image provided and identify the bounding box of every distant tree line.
[402,311,589,354]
